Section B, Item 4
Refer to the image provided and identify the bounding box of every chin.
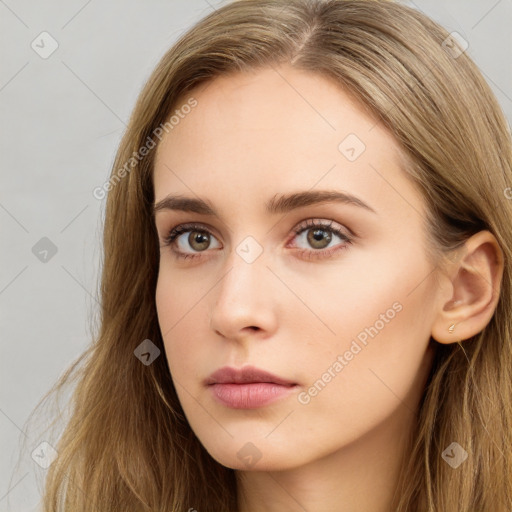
[200,437,303,472]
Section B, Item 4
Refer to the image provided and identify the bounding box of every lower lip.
[208,383,297,409]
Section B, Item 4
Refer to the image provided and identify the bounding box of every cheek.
[155,270,212,383]
[291,243,430,379]
[293,260,436,445]
[155,265,207,332]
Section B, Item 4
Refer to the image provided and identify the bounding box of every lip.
[205,366,297,409]
[205,365,296,386]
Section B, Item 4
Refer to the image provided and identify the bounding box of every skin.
[153,65,503,512]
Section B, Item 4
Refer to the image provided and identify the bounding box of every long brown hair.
[18,0,512,510]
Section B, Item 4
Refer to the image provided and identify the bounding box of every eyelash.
[161,219,354,261]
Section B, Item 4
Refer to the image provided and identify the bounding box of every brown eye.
[307,228,333,249]
[290,219,353,260]
[163,223,221,260]
[187,231,211,251]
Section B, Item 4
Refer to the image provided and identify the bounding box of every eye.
[161,219,353,261]
[288,219,353,260]
[161,223,221,260]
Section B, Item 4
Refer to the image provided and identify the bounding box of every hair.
[16,0,512,510]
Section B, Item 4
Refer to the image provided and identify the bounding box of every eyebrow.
[153,190,377,217]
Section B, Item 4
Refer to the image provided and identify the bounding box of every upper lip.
[205,365,296,386]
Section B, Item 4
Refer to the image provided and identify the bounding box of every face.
[153,65,439,472]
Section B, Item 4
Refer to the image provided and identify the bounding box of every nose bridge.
[217,240,267,310]
[210,237,276,337]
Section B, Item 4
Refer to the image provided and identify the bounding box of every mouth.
[204,365,298,409]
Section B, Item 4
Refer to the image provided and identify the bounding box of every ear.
[431,230,504,344]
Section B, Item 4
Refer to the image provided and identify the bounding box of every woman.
[29,0,512,510]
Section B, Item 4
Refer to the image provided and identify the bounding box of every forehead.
[156,66,392,160]
[153,65,423,221]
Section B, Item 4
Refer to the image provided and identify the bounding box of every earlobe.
[431,231,504,345]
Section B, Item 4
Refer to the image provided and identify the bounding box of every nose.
[209,246,279,343]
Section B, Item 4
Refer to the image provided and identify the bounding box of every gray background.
[1,1,511,510]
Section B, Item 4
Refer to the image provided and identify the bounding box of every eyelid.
[290,218,352,239]
[160,221,220,246]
